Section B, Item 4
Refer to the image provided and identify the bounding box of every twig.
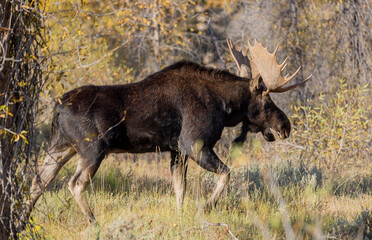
[177,221,239,240]
[76,39,129,69]
[280,141,306,150]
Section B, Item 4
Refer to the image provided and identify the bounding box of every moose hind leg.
[29,147,76,210]
[18,147,76,229]
[170,152,188,212]
[190,146,230,211]
[68,152,105,223]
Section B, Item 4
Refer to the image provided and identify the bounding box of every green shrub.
[291,80,371,172]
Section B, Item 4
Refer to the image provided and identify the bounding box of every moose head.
[227,39,312,142]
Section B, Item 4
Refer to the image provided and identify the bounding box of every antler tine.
[227,39,241,71]
[281,63,288,72]
[271,74,312,93]
[273,45,279,56]
[279,57,288,69]
[284,66,301,81]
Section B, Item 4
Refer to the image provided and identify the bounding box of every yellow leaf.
[20,134,28,144]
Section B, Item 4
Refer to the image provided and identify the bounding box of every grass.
[28,144,372,239]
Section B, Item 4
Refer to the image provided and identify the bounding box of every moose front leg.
[189,146,230,211]
[233,120,250,144]
[170,151,188,212]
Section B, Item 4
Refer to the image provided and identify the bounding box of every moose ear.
[250,75,263,91]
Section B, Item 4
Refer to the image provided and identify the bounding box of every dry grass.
[28,147,371,239]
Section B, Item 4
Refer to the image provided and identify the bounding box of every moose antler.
[227,39,252,78]
[227,39,312,93]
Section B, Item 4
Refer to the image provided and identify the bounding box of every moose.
[26,39,311,224]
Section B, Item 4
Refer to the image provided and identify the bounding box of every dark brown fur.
[27,61,290,223]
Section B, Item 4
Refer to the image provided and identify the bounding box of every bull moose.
[26,39,311,224]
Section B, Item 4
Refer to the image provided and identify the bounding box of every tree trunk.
[1,0,45,238]
[0,0,12,238]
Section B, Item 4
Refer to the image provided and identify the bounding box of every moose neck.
[216,78,252,126]
[197,67,252,114]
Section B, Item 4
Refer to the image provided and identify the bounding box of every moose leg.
[233,120,250,144]
[28,147,76,213]
[204,171,230,210]
[190,146,230,210]
[18,147,76,229]
[170,151,188,211]
[68,152,105,223]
